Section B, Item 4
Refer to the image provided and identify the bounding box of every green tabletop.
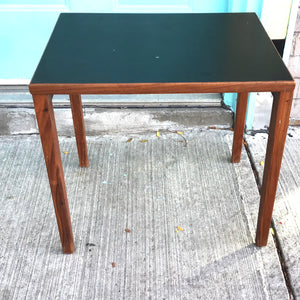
[31,13,293,85]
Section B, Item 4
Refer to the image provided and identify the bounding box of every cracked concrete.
[0,129,295,299]
[0,107,233,136]
[246,127,300,298]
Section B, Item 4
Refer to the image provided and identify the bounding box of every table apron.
[29,81,295,95]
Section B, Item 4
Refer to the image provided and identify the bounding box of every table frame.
[29,80,295,254]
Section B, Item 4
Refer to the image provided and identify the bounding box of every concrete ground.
[0,127,299,299]
[246,127,300,298]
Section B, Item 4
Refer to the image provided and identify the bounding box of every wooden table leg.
[256,91,294,246]
[33,94,75,254]
[70,94,89,167]
[232,92,249,163]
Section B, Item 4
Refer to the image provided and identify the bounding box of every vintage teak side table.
[29,13,295,254]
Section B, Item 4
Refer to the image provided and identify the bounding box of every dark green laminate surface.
[31,13,293,85]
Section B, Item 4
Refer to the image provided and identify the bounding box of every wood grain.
[33,94,75,254]
[256,90,294,246]
[70,94,89,167]
[232,92,249,163]
[29,81,295,95]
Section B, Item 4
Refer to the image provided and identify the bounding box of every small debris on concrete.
[260,161,264,166]
[208,126,224,130]
[176,132,187,147]
[63,151,68,154]
[177,226,183,232]
[125,228,131,233]
[140,139,148,143]
[112,262,116,268]
[156,131,161,138]
[86,243,96,247]
[126,138,133,143]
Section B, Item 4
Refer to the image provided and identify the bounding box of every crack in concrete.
[271,221,295,300]
[244,134,296,300]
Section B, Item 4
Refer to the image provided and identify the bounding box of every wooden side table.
[29,13,295,254]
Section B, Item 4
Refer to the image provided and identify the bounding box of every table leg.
[232,92,249,163]
[33,94,75,254]
[256,91,294,246]
[70,94,89,167]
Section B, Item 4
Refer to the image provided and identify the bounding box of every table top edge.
[29,80,296,95]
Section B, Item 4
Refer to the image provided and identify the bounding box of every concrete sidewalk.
[246,127,300,298]
[0,128,299,299]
